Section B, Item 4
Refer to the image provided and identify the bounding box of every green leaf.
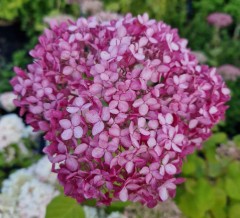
[106,201,131,214]
[204,133,228,147]
[229,204,240,218]
[233,135,240,147]
[211,188,227,218]
[225,178,240,200]
[46,195,85,218]
[207,161,224,178]
[227,162,240,179]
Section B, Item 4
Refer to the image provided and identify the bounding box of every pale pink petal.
[92,147,104,158]
[189,119,198,129]
[85,110,100,123]
[165,113,174,125]
[141,69,152,80]
[162,154,170,165]
[118,101,129,112]
[134,53,145,60]
[109,124,120,137]
[148,120,159,129]
[101,51,111,60]
[172,143,182,152]
[146,173,152,184]
[125,161,134,174]
[66,107,79,114]
[133,99,144,107]
[158,114,166,125]
[95,64,105,73]
[74,96,85,107]
[101,107,110,121]
[109,100,118,109]
[147,137,156,147]
[173,134,184,144]
[159,187,168,201]
[146,98,157,105]
[74,143,88,154]
[139,103,149,115]
[92,121,104,136]
[61,129,73,140]
[63,66,73,75]
[138,117,146,128]
[89,83,102,94]
[139,37,148,47]
[59,119,71,129]
[71,114,81,126]
[165,164,177,175]
[139,166,149,175]
[74,126,83,138]
[119,187,128,202]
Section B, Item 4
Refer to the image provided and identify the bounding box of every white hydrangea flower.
[107,212,126,218]
[0,194,18,218]
[17,179,59,218]
[0,114,25,150]
[0,92,17,112]
[1,168,32,198]
[29,156,57,184]
[83,206,99,218]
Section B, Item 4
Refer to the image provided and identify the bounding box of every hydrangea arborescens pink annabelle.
[11,13,230,208]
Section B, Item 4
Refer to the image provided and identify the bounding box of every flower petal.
[59,119,71,129]
[119,187,128,202]
[92,147,104,158]
[159,187,168,201]
[61,129,73,140]
[74,126,83,138]
[92,121,104,136]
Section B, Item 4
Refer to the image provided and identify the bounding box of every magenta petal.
[66,157,78,171]
[92,147,104,158]
[92,121,104,136]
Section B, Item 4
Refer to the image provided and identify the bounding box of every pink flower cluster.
[207,12,233,28]
[11,13,230,207]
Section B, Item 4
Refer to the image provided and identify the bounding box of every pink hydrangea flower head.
[11,13,230,208]
[207,12,233,28]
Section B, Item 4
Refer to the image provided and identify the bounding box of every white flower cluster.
[83,206,126,218]
[0,92,16,112]
[0,114,37,152]
[0,156,58,218]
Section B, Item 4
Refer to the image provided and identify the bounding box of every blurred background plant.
[0,0,240,217]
